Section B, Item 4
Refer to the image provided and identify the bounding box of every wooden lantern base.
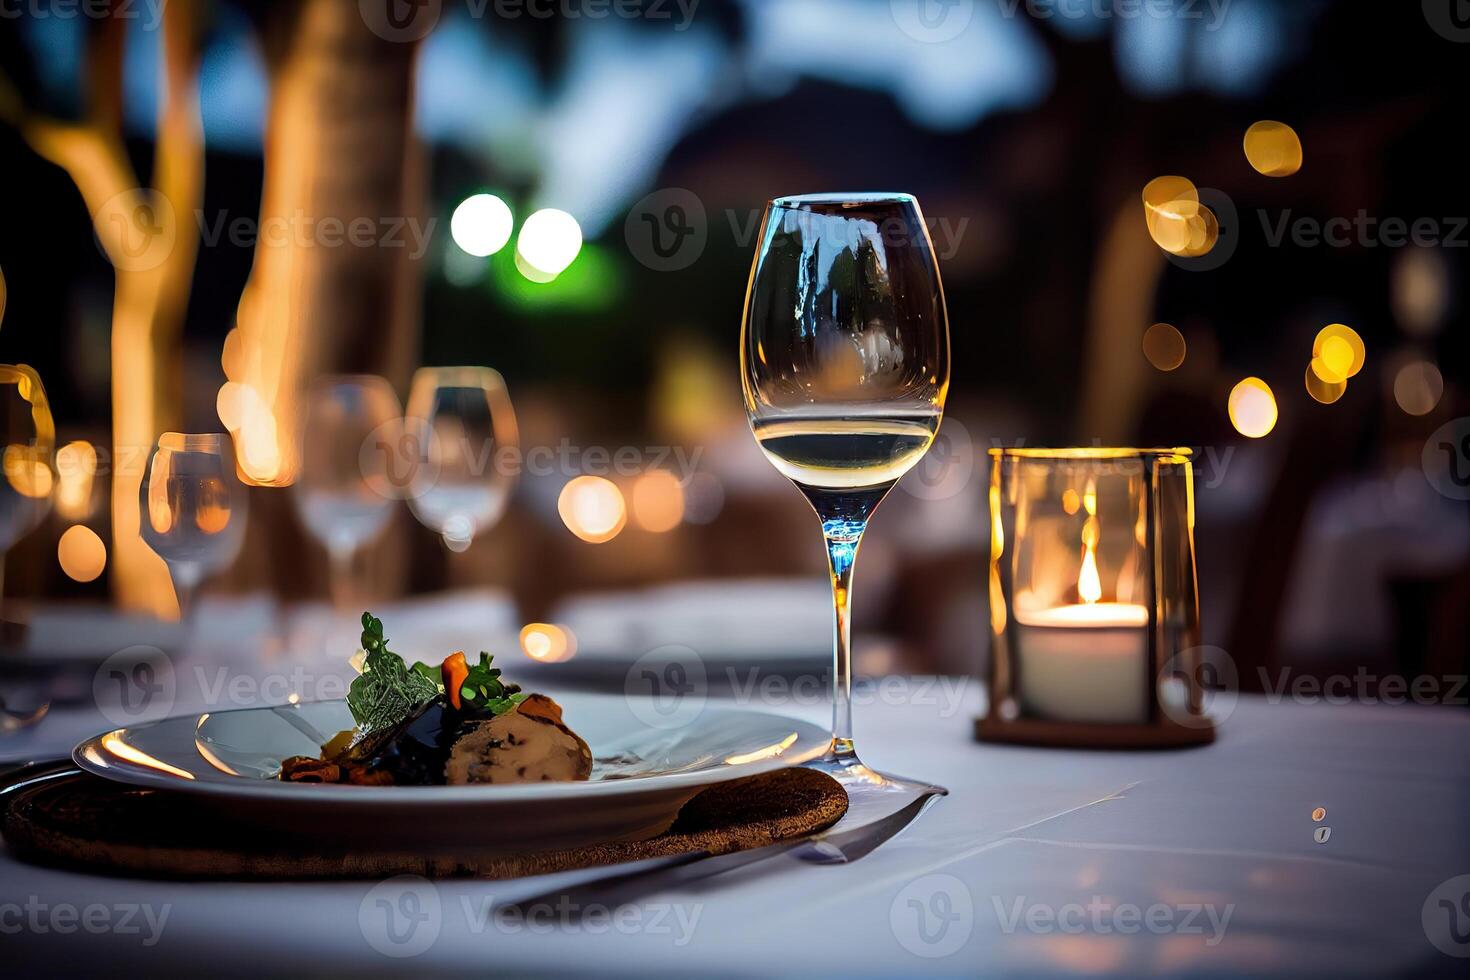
[974,713,1215,750]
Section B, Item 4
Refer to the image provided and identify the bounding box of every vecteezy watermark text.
[0,897,171,947]
[997,0,1232,31]
[0,0,166,30]
[993,895,1234,946]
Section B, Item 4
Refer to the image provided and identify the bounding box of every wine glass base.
[808,744,947,798]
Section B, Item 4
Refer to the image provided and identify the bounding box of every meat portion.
[445,694,593,785]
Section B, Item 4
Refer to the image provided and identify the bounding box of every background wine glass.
[406,367,519,553]
[139,432,248,619]
[0,365,56,619]
[291,376,400,606]
[741,193,950,779]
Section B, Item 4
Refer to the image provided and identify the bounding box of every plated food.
[279,613,592,787]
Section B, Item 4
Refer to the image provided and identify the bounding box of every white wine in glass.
[741,193,950,781]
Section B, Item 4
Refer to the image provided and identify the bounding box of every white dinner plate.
[73,694,829,851]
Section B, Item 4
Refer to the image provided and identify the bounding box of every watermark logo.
[1158,645,1238,728]
[890,0,975,44]
[93,645,176,727]
[624,645,706,729]
[0,897,171,946]
[891,873,974,958]
[998,0,1233,31]
[900,416,973,501]
[360,416,438,501]
[1259,210,1468,251]
[359,875,442,958]
[1423,875,1470,958]
[472,896,703,943]
[360,0,442,42]
[993,895,1233,946]
[0,0,167,31]
[1422,418,1470,501]
[625,188,708,272]
[93,189,176,273]
[1423,0,1470,42]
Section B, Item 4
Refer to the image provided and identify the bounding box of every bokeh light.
[58,524,107,582]
[450,193,514,257]
[1393,248,1449,338]
[631,469,685,533]
[1393,360,1444,416]
[558,475,626,543]
[1228,377,1279,439]
[1312,324,1366,379]
[0,263,7,327]
[3,446,52,499]
[1304,364,1346,405]
[1141,176,1217,257]
[1243,120,1304,177]
[681,472,725,525]
[1142,322,1187,371]
[516,208,583,278]
[519,622,576,663]
[55,440,98,520]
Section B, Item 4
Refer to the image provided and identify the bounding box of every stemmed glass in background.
[406,367,519,553]
[292,376,400,606]
[741,193,950,779]
[139,432,248,618]
[0,365,55,617]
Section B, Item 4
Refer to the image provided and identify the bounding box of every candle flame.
[1079,520,1103,606]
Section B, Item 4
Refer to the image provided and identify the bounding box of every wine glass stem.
[823,518,866,762]
[328,544,356,610]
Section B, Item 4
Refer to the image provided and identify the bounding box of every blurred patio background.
[0,0,1466,696]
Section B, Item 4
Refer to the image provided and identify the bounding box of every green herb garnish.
[347,612,441,734]
[459,652,527,716]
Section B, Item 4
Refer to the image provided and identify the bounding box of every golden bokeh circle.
[58,525,108,583]
[1312,324,1366,379]
[1228,377,1279,439]
[1143,323,1187,372]
[1305,364,1346,405]
[1244,120,1303,177]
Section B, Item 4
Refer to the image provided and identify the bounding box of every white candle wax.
[1014,602,1150,724]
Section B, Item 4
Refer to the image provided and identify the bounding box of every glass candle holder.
[978,448,1214,748]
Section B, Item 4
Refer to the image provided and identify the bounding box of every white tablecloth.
[4,679,1468,977]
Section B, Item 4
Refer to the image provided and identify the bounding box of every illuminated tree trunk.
[17,4,202,616]
[227,0,423,487]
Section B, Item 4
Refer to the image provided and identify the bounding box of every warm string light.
[1141,175,1219,258]
[1243,121,1304,177]
[1229,377,1278,439]
[519,623,576,663]
[55,440,99,520]
[58,525,108,582]
[558,475,627,543]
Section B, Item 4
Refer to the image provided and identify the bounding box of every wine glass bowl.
[139,432,248,616]
[741,193,951,772]
[405,367,519,552]
[292,376,401,603]
[0,366,56,561]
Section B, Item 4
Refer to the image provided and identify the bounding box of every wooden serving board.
[0,763,847,881]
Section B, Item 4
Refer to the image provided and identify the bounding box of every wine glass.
[405,367,519,552]
[291,376,401,605]
[741,193,950,780]
[139,433,248,618]
[0,365,56,616]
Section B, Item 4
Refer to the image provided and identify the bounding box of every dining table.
[2,600,1468,978]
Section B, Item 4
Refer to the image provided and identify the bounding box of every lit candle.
[1013,505,1150,724]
